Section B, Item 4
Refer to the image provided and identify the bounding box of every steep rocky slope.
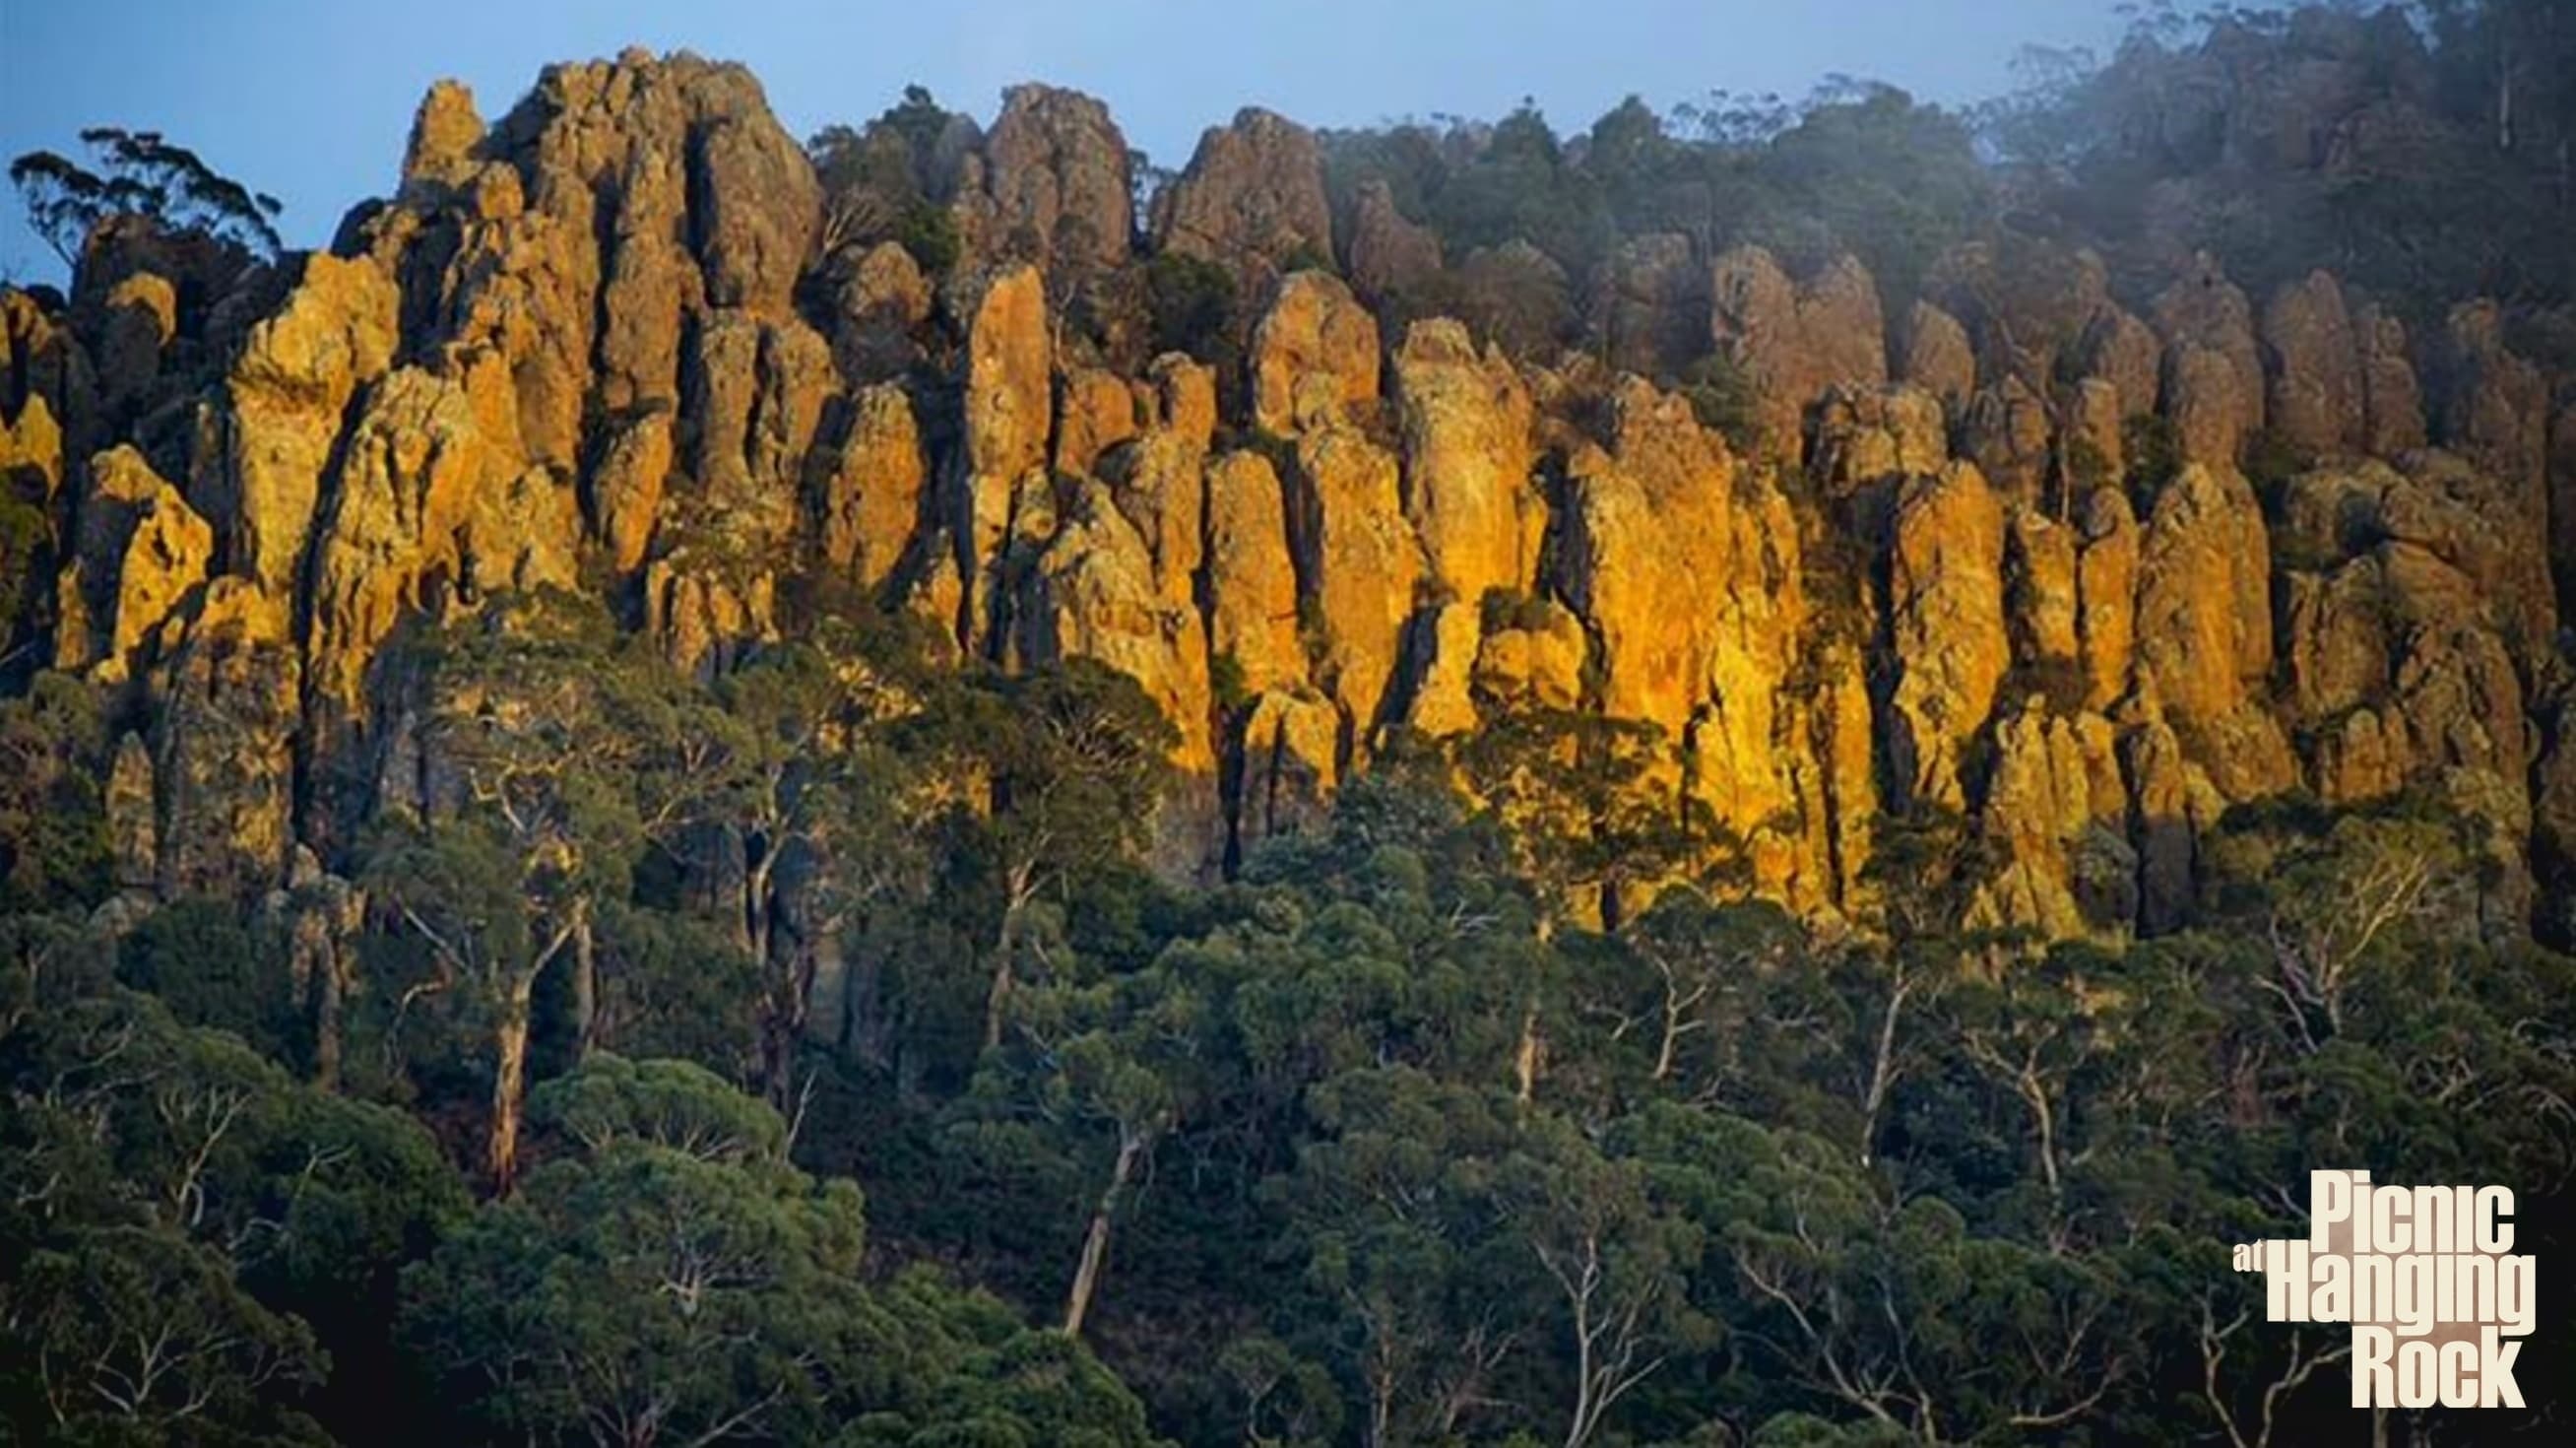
[6,48,2574,952]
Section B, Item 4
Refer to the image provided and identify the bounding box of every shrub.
[1678,352,1764,453]
[1145,251,1238,365]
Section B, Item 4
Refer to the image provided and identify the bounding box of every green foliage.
[528,1053,788,1164]
[1144,250,1237,365]
[19,30,2576,1432]
[401,1106,874,1444]
[0,487,51,684]
[1450,703,1721,931]
[1745,82,1986,302]
[808,85,970,272]
[4,598,2571,1444]
[1423,104,1619,282]
[2061,429,2114,497]
[2121,412,2184,513]
[359,594,708,1188]
[896,199,961,276]
[0,671,112,913]
[1208,647,1252,715]
[403,1057,1164,1446]
[1,986,466,1446]
[588,898,762,1073]
[1677,351,1765,453]
[117,896,301,1060]
[1986,0,2576,309]
[2241,426,2311,509]
[10,126,283,267]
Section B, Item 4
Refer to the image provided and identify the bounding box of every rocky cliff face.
[8,49,2574,943]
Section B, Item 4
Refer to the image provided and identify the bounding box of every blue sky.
[0,0,2135,284]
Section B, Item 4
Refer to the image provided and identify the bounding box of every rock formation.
[1149,108,1333,302]
[10,49,2576,951]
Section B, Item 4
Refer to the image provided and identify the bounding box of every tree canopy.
[10,126,283,267]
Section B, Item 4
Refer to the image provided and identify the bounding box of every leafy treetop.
[10,126,284,268]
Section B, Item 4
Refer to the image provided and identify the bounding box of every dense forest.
[5,1,2576,1445]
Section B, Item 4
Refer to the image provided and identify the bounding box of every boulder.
[1896,300,1975,419]
[1204,448,1305,694]
[955,263,1053,647]
[1593,232,1710,378]
[1286,423,1419,743]
[1252,272,1381,434]
[1809,383,1948,499]
[1391,318,1538,606]
[590,408,675,574]
[2164,343,2255,467]
[1054,366,1140,477]
[150,580,298,898]
[303,367,514,706]
[980,84,1133,280]
[1928,237,2112,392]
[1474,600,1587,713]
[1098,356,1215,606]
[1342,179,1442,303]
[1960,375,2054,503]
[1886,462,2009,809]
[1021,479,1215,772]
[2005,506,2079,667]
[1710,246,1887,456]
[1234,690,1341,856]
[2152,254,2266,437]
[1970,702,2127,938]
[200,253,399,592]
[1454,241,1576,361]
[2074,487,2140,711]
[645,559,776,678]
[1403,602,1485,738]
[826,240,932,380]
[816,384,927,592]
[2075,303,2162,422]
[2438,299,2548,489]
[2260,270,2362,457]
[1562,377,1750,739]
[2353,303,2426,455]
[2134,464,2294,799]
[1150,108,1334,301]
[56,446,213,681]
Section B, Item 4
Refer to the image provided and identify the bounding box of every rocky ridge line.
[5,49,2575,968]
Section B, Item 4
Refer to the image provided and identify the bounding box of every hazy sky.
[0,0,2135,283]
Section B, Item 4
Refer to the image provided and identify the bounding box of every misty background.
[0,0,2133,284]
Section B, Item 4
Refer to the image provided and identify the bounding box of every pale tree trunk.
[983,860,1039,1053]
[569,907,597,1062]
[313,945,346,1092]
[297,887,362,1092]
[487,970,536,1195]
[1518,914,1558,1104]
[744,835,775,960]
[1857,969,1912,1166]
[1063,1122,1149,1338]
[487,903,586,1195]
[2496,53,2516,152]
[1515,1006,1544,1105]
[984,915,1016,1054]
[1649,960,1708,1084]
[745,834,825,1110]
[1364,1344,1396,1448]
[761,934,825,1115]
